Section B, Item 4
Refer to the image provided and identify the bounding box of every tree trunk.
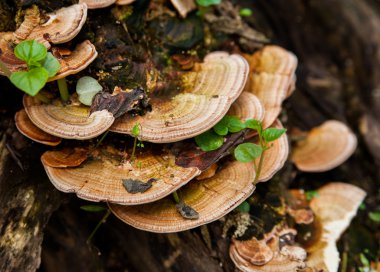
[1,0,380,271]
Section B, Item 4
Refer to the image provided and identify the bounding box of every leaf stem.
[57,78,69,102]
[130,136,138,162]
[96,130,109,148]
[0,59,12,78]
[34,92,51,104]
[172,191,180,204]
[253,148,265,184]
[87,209,111,244]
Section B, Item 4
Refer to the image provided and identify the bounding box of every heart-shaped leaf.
[234,143,263,163]
[195,130,224,151]
[10,67,49,96]
[40,52,61,77]
[14,40,47,65]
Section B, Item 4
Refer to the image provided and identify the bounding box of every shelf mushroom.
[109,159,256,233]
[14,4,88,49]
[15,109,61,146]
[305,182,366,272]
[228,92,265,122]
[229,227,307,272]
[108,122,288,232]
[79,0,135,9]
[246,46,297,128]
[291,120,357,172]
[41,144,201,204]
[170,0,196,18]
[111,52,249,143]
[0,32,27,75]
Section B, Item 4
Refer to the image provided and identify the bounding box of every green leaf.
[369,212,380,222]
[262,128,287,142]
[239,8,252,17]
[76,76,103,106]
[360,253,370,266]
[132,123,140,137]
[195,130,224,151]
[14,40,47,65]
[245,119,262,132]
[305,190,319,201]
[80,205,106,212]
[196,0,221,7]
[238,201,250,213]
[10,67,49,96]
[234,143,263,163]
[213,117,229,136]
[227,116,246,133]
[40,52,60,77]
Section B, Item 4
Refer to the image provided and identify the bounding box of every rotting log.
[1,0,380,271]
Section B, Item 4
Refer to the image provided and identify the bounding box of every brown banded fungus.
[306,182,366,271]
[111,52,249,143]
[228,92,264,122]
[79,0,117,9]
[15,109,62,146]
[229,226,306,272]
[292,120,357,172]
[14,4,88,49]
[0,32,27,75]
[170,0,196,18]
[109,159,256,233]
[41,144,200,204]
[246,46,297,128]
[23,94,114,140]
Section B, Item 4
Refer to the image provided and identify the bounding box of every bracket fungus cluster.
[6,2,364,269]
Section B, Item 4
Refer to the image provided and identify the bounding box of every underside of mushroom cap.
[49,40,98,81]
[111,52,248,143]
[14,4,88,48]
[109,159,256,233]
[23,94,114,140]
[170,0,196,18]
[292,120,357,172]
[15,109,62,146]
[42,144,200,204]
[247,46,297,128]
[306,182,366,272]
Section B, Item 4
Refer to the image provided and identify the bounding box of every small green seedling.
[358,253,377,272]
[9,40,60,96]
[239,8,252,17]
[131,122,144,161]
[304,190,319,201]
[238,201,250,213]
[196,0,221,7]
[80,205,107,212]
[368,212,380,222]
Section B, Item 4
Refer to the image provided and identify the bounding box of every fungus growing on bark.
[170,0,196,18]
[41,144,200,204]
[111,52,248,143]
[14,4,88,49]
[292,120,357,172]
[23,94,114,140]
[15,109,61,146]
[109,159,256,233]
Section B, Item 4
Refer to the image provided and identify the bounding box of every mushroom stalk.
[87,209,111,243]
[57,78,70,102]
[0,59,12,78]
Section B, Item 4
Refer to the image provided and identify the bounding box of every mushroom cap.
[49,40,98,81]
[41,148,88,168]
[247,46,297,128]
[14,4,88,48]
[109,159,256,233]
[111,52,248,143]
[170,0,196,18]
[228,92,264,122]
[256,120,289,182]
[42,145,200,204]
[15,109,62,146]
[23,94,114,140]
[306,182,366,272]
[79,0,116,9]
[292,120,357,172]
[0,32,26,75]
[115,0,135,4]
[229,227,306,272]
[230,238,274,266]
